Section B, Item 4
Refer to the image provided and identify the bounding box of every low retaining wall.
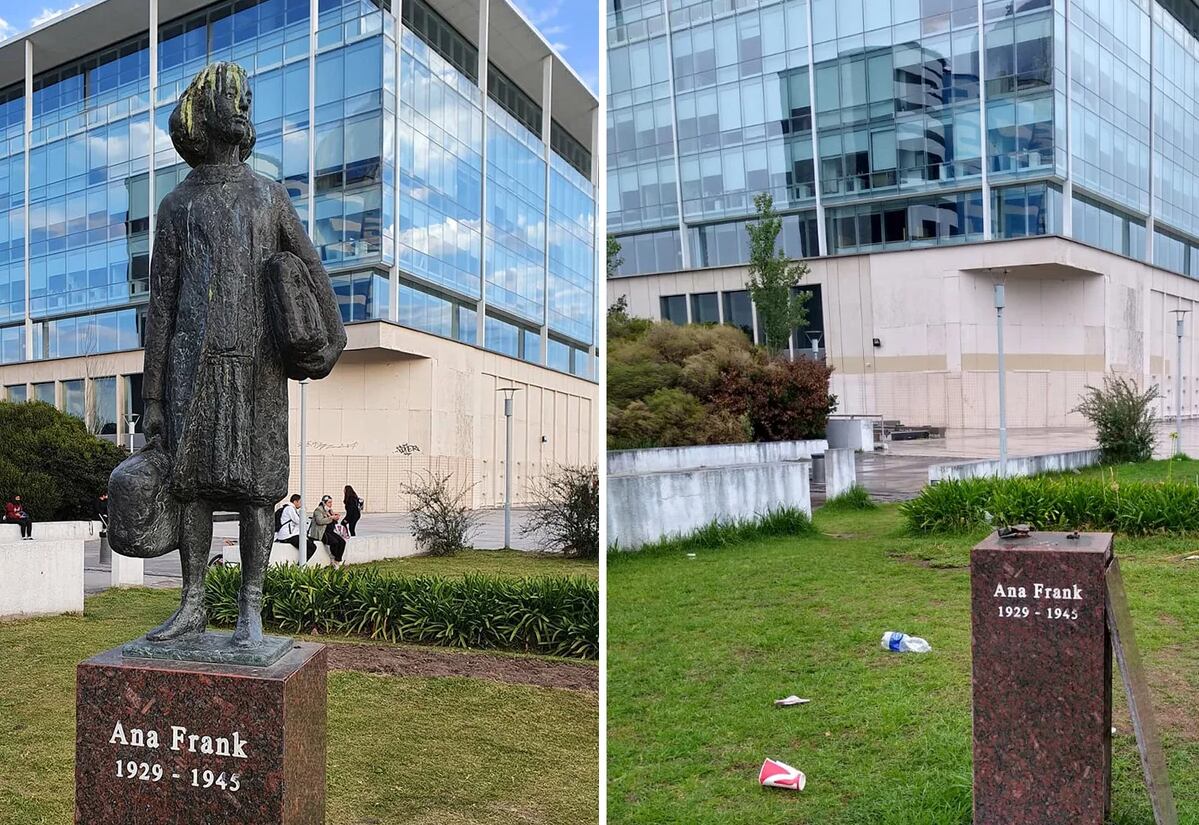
[222,534,420,567]
[0,539,84,618]
[928,448,1103,483]
[608,460,811,551]
[825,448,858,499]
[827,419,874,451]
[608,440,827,476]
[0,520,103,542]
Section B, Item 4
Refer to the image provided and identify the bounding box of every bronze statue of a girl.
[109,62,346,660]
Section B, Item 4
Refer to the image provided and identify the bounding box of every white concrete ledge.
[608,460,812,551]
[928,449,1103,483]
[825,448,858,498]
[608,440,827,476]
[827,419,874,451]
[220,534,419,568]
[0,539,84,618]
[0,520,103,542]
[110,552,144,587]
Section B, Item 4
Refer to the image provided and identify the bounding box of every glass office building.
[608,0,1199,278]
[0,0,598,384]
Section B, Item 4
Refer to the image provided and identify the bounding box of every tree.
[607,235,623,279]
[745,193,810,354]
[0,400,128,520]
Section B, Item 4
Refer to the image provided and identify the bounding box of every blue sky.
[0,0,598,91]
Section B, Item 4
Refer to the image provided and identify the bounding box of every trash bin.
[99,530,111,566]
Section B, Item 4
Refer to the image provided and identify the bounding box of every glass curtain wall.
[0,87,23,363]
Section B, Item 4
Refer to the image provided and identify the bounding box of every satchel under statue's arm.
[141,199,182,440]
[275,184,347,378]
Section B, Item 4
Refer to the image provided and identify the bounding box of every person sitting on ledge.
[274,494,317,560]
[4,494,32,540]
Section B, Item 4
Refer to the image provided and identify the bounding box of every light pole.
[1171,309,1190,456]
[806,331,822,362]
[497,387,520,549]
[123,412,140,453]
[995,280,1008,477]
[298,378,310,564]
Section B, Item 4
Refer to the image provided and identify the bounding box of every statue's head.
[169,62,256,168]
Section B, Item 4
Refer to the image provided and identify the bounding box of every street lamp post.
[1171,309,1190,457]
[497,387,520,549]
[123,412,140,454]
[298,378,310,564]
[995,282,1008,477]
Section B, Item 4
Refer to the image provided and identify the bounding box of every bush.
[607,318,835,449]
[402,472,480,556]
[900,475,1199,536]
[205,564,598,659]
[1074,375,1159,464]
[822,486,876,511]
[713,357,838,441]
[521,465,599,558]
[0,401,127,520]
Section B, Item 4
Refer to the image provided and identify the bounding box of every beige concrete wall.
[0,322,597,512]
[608,235,1199,429]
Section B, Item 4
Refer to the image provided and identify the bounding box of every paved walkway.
[85,507,537,594]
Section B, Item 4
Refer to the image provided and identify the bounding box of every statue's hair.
[168,62,256,168]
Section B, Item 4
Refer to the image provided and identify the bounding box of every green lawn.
[607,504,1199,825]
[1072,456,1199,484]
[362,548,598,580]
[0,589,597,824]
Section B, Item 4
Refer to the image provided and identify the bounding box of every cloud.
[32,4,83,27]
[514,0,569,53]
[0,18,15,40]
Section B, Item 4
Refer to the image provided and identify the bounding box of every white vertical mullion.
[660,0,689,269]
[308,0,317,238]
[23,40,32,362]
[805,0,826,256]
[391,0,403,324]
[1062,0,1073,237]
[149,0,158,252]
[979,0,992,241]
[540,55,552,365]
[1145,4,1155,263]
[477,0,490,345]
[591,104,600,367]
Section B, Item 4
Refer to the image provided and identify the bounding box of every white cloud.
[32,4,83,27]
[0,18,16,40]
[514,0,569,53]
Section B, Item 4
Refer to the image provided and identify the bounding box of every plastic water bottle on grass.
[881,631,931,653]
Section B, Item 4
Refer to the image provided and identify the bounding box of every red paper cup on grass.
[759,758,806,791]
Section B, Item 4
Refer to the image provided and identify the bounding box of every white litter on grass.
[759,758,806,791]
[881,631,932,653]
[1184,555,1199,561]
[686,553,697,559]
[774,695,810,707]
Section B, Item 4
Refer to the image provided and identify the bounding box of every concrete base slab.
[0,539,84,618]
[110,552,144,587]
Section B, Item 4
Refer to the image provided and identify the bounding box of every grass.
[607,503,1199,824]
[0,589,597,825]
[362,548,598,580]
[1071,456,1199,484]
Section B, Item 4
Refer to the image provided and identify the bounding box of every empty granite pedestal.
[971,530,1113,825]
[75,640,326,824]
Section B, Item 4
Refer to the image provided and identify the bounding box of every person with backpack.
[4,494,32,540]
[274,494,316,560]
[343,485,363,537]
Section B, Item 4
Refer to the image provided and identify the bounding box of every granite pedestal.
[75,641,326,824]
[971,531,1112,825]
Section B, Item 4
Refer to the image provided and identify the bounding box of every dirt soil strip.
[325,641,598,693]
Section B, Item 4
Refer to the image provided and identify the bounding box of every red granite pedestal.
[75,642,326,824]
[971,531,1112,825]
